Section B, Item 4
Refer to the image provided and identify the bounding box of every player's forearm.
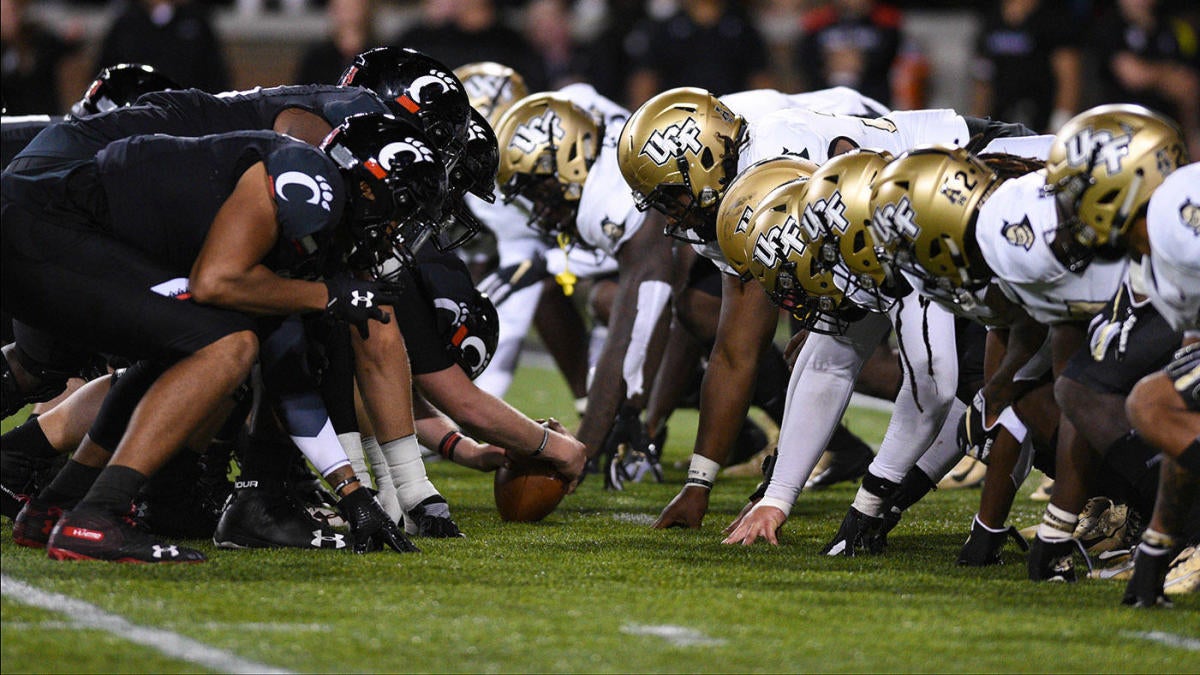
[983,317,1047,415]
[352,316,415,442]
[190,264,326,316]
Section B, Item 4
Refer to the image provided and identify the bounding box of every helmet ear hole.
[700,147,715,169]
[1095,188,1120,205]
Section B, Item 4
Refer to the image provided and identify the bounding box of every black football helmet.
[338,47,471,165]
[320,113,448,277]
[452,107,499,203]
[413,249,499,380]
[71,64,178,117]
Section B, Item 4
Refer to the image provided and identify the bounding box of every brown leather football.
[494,460,568,522]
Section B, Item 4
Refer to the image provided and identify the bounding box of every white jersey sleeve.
[1144,162,1200,331]
[467,193,537,246]
[784,87,890,117]
[576,147,646,256]
[976,172,1127,324]
[885,109,971,150]
[719,89,798,127]
[557,83,630,149]
[979,134,1054,161]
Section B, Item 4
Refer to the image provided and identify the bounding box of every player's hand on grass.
[651,485,709,529]
[338,487,420,554]
[723,497,761,536]
[721,504,786,546]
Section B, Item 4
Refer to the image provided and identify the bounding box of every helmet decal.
[379,139,435,170]
[872,196,920,245]
[274,172,333,212]
[509,109,564,153]
[1063,126,1132,175]
[639,117,703,166]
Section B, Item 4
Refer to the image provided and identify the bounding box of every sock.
[888,467,936,516]
[383,434,439,512]
[1103,432,1161,515]
[78,464,148,515]
[1037,503,1078,542]
[239,437,295,491]
[851,472,899,517]
[38,459,102,506]
[338,432,373,489]
[362,435,402,523]
[1139,528,1176,557]
[3,417,60,458]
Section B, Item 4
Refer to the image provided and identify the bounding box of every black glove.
[323,275,402,339]
[338,488,420,554]
[602,406,649,491]
[957,514,1028,566]
[957,391,1000,463]
[477,254,550,306]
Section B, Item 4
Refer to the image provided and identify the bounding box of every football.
[494,460,569,522]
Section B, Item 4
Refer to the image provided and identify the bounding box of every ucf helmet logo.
[751,215,806,269]
[1064,126,1132,175]
[871,196,919,245]
[640,117,703,167]
[462,73,509,106]
[510,109,564,154]
[1002,216,1035,250]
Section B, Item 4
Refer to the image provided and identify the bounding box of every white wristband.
[755,496,794,519]
[686,453,721,489]
[996,406,1028,442]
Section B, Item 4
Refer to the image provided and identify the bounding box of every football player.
[2,113,434,561]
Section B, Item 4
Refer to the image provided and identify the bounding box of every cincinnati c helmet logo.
[379,139,435,170]
[275,172,334,212]
[1064,126,1132,175]
[409,71,460,104]
[639,117,703,167]
[509,109,563,154]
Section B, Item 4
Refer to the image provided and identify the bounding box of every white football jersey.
[723,87,891,127]
[901,271,1002,325]
[466,192,535,245]
[976,172,1127,324]
[557,83,629,149]
[576,146,647,256]
[741,108,971,167]
[1144,162,1200,331]
[979,134,1054,161]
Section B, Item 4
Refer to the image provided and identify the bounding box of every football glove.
[477,254,550,306]
[602,406,651,491]
[957,390,1002,463]
[338,487,420,554]
[957,514,1028,566]
[323,275,402,339]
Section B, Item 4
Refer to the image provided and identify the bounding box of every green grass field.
[2,364,1197,673]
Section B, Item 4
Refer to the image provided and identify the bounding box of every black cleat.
[821,506,886,556]
[214,487,347,550]
[1122,544,1174,608]
[1,449,64,520]
[806,428,874,490]
[12,497,65,548]
[1027,534,1091,582]
[957,515,1029,566]
[402,495,464,538]
[46,508,205,563]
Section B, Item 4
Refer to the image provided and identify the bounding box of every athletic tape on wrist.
[686,453,720,489]
[996,406,1028,442]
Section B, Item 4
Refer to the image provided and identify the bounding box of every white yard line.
[1,575,293,674]
[611,512,657,526]
[620,623,727,647]
[1123,631,1200,652]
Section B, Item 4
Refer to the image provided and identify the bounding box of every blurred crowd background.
[4,0,1199,145]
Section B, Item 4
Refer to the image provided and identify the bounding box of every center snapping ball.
[494,460,568,522]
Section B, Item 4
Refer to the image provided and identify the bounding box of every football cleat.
[1074,497,1140,556]
[1,447,64,520]
[1029,476,1054,501]
[213,487,347,550]
[339,488,419,554]
[12,497,65,548]
[402,495,464,538]
[821,506,886,556]
[46,508,205,563]
[936,456,987,490]
[1164,546,1198,596]
[805,436,874,490]
[1088,548,1137,581]
[1122,543,1174,607]
[957,515,1029,566]
[1027,535,1092,582]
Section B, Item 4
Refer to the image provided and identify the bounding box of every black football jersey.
[97,130,345,277]
[1,115,56,168]
[135,85,390,134]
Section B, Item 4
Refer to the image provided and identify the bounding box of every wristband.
[996,406,1028,442]
[685,453,721,490]
[755,496,794,518]
[332,475,361,496]
[438,430,464,462]
[531,424,550,457]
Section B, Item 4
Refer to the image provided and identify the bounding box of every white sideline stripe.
[620,623,726,647]
[1124,631,1200,652]
[3,620,327,633]
[612,512,657,526]
[1,575,293,674]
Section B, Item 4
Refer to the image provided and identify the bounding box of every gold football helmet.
[802,149,894,306]
[868,145,999,305]
[453,62,529,129]
[1045,104,1188,254]
[493,93,601,237]
[716,155,818,278]
[746,179,854,333]
[617,87,746,244]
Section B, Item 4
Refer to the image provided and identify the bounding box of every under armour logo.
[311,530,346,549]
[151,544,179,559]
[276,172,334,212]
[379,139,435,170]
[350,290,375,307]
[871,197,919,245]
[509,109,564,154]
[639,117,703,167]
[1064,126,1132,175]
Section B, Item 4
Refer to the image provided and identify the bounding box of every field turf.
[2,364,1197,673]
